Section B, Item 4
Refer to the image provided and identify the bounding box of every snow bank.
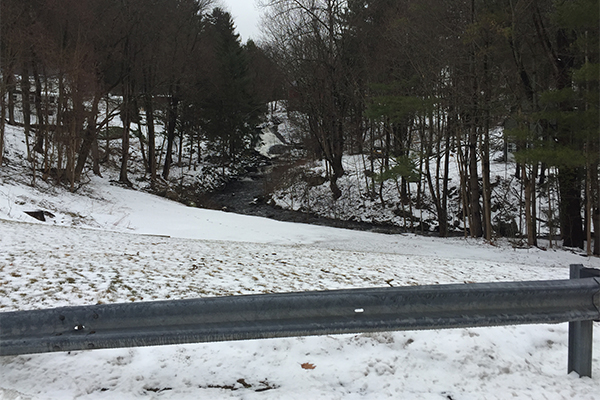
[1,117,599,399]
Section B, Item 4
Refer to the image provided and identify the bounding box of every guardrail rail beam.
[1,268,599,378]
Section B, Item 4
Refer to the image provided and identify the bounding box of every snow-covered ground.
[1,125,600,399]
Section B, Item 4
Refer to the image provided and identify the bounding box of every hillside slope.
[1,123,599,400]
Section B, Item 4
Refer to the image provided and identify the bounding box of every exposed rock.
[24,210,55,222]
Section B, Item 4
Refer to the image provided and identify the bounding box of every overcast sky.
[218,0,263,43]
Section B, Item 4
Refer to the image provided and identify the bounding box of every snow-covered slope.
[1,124,599,399]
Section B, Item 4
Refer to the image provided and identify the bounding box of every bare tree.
[262,0,352,199]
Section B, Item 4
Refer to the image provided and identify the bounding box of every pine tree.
[530,0,599,249]
[201,8,262,166]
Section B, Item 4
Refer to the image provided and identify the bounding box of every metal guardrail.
[1,264,599,377]
[568,264,600,378]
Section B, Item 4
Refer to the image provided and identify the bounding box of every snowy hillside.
[1,124,600,399]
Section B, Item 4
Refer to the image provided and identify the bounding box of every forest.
[0,0,598,254]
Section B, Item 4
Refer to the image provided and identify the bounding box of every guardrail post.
[568,264,600,378]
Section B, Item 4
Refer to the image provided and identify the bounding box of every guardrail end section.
[568,264,600,378]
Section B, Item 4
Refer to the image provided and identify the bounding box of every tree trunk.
[162,90,179,180]
[21,63,32,161]
[586,166,592,255]
[531,164,538,246]
[144,93,156,182]
[56,73,65,183]
[425,154,445,238]
[482,142,492,239]
[74,94,101,181]
[456,138,469,238]
[524,164,532,245]
[329,147,344,200]
[32,60,45,154]
[91,136,101,177]
[440,121,451,238]
[119,82,132,186]
[468,128,483,237]
[592,164,600,256]
[137,119,148,173]
[178,125,183,166]
[7,72,16,125]
[481,48,492,241]
[330,120,345,200]
[103,94,110,163]
[558,166,584,248]
[523,163,538,246]
[594,206,600,256]
[69,84,86,191]
[0,68,5,166]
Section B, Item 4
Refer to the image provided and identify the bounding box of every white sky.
[218,0,263,42]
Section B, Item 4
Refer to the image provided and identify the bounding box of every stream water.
[205,161,405,235]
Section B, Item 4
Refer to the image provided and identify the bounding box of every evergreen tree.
[522,0,599,249]
[201,8,262,165]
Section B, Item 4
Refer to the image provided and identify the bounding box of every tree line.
[0,0,280,188]
[260,0,598,253]
[0,0,598,253]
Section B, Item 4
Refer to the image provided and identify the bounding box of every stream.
[205,160,405,235]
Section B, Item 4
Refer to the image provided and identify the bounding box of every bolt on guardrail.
[1,264,599,377]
